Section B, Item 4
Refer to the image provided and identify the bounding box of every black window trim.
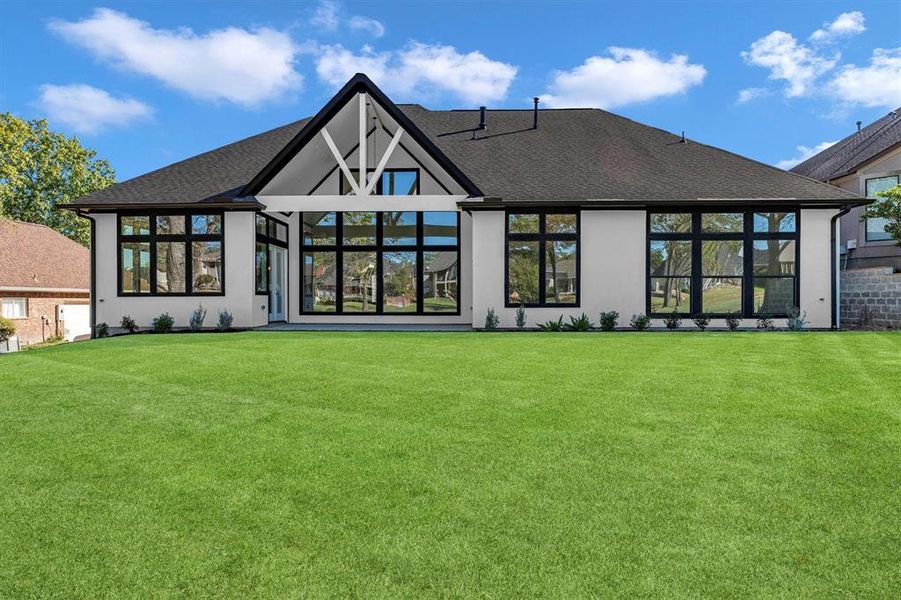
[646,208,800,318]
[117,210,225,297]
[864,175,899,242]
[255,212,289,295]
[504,209,581,308]
[300,210,461,316]
[339,167,421,195]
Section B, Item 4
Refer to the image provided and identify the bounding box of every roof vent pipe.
[479,106,487,130]
[533,97,540,129]
[857,120,862,133]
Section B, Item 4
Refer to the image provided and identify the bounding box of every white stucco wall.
[471,210,647,328]
[94,211,262,330]
[800,208,839,329]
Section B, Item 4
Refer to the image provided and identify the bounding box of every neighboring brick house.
[0,218,90,344]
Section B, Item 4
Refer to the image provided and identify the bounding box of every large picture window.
[118,211,224,296]
[301,211,459,314]
[505,211,579,307]
[648,210,799,317]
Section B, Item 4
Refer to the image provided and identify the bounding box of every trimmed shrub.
[598,311,619,332]
[692,314,711,331]
[563,313,593,331]
[484,307,500,330]
[725,313,741,331]
[757,314,774,330]
[537,316,565,332]
[152,313,175,333]
[664,310,682,330]
[787,308,808,331]
[120,315,137,334]
[0,316,16,343]
[515,304,527,329]
[630,314,651,331]
[189,304,207,331]
[217,309,234,332]
[96,322,109,338]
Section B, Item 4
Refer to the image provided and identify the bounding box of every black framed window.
[118,211,224,296]
[647,210,799,317]
[865,176,899,241]
[255,213,288,294]
[340,168,420,196]
[301,211,459,314]
[505,211,579,307]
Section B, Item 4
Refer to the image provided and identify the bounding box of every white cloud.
[829,48,901,108]
[348,16,385,38]
[741,30,838,97]
[810,11,866,43]
[539,47,706,108]
[311,2,384,38]
[316,43,517,104]
[736,87,771,104]
[37,84,152,134]
[49,8,301,107]
[776,140,837,169]
[310,1,340,31]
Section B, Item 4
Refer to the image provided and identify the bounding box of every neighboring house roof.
[67,74,860,209]
[791,108,901,181]
[0,218,90,291]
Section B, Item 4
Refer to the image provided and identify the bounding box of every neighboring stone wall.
[841,267,901,328]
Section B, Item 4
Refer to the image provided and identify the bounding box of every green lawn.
[1,332,899,597]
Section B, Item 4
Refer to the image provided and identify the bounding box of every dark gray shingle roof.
[70,105,859,207]
[791,109,901,181]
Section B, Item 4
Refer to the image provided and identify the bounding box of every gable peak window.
[341,169,419,196]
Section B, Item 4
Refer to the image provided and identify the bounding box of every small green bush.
[189,304,207,331]
[563,313,593,331]
[217,309,234,332]
[120,315,137,334]
[0,316,16,342]
[664,310,682,330]
[537,316,565,332]
[630,314,651,331]
[152,313,175,333]
[515,304,527,329]
[786,308,808,331]
[757,314,774,330]
[725,313,741,331]
[484,307,499,330]
[45,334,64,344]
[95,322,109,338]
[598,311,619,331]
[692,314,711,331]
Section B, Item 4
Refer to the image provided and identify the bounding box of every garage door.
[58,304,90,341]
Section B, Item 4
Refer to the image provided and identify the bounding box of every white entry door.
[269,246,287,322]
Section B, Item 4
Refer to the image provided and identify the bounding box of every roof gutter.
[830,205,852,330]
[59,199,264,212]
[0,286,89,294]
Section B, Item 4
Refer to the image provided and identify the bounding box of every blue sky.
[2,1,899,181]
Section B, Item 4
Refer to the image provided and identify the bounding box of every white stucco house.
[65,74,867,332]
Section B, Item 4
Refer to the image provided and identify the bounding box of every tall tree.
[0,113,115,246]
